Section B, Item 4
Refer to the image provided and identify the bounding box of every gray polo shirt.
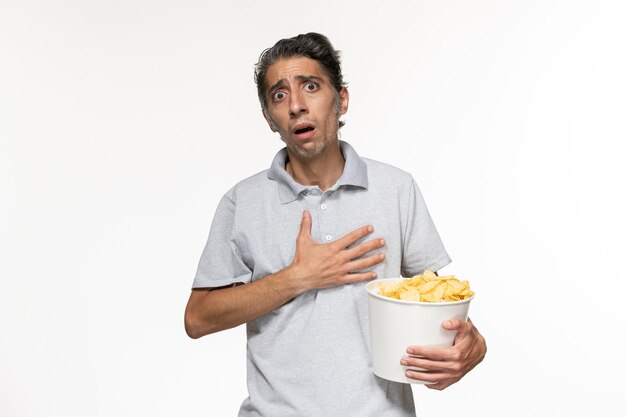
[193,141,451,417]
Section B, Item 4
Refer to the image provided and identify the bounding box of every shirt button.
[321,203,327,210]
[325,234,332,241]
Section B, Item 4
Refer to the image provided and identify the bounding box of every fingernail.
[379,253,385,260]
[445,320,452,327]
[407,348,414,354]
[380,238,386,246]
[400,359,408,366]
[368,226,373,232]
[371,272,377,279]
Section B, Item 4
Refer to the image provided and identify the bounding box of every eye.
[272,91,286,101]
[305,82,318,92]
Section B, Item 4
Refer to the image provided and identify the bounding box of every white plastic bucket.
[366,278,473,384]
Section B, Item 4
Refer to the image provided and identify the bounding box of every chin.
[293,141,328,159]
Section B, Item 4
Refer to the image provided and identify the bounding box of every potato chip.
[377,271,474,302]
[398,286,420,301]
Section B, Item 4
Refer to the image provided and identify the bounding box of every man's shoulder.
[362,157,414,184]
[222,169,272,201]
[236,169,271,187]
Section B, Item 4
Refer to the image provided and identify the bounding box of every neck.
[285,141,344,191]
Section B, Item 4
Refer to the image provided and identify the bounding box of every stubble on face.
[274,97,341,160]
[263,57,346,162]
[284,133,329,159]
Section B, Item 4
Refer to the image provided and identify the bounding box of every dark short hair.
[254,33,346,116]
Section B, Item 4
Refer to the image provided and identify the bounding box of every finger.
[344,237,386,260]
[401,355,455,373]
[340,271,378,284]
[297,210,312,240]
[442,319,469,331]
[404,368,443,384]
[332,225,373,249]
[345,252,386,272]
[404,365,458,390]
[406,345,456,361]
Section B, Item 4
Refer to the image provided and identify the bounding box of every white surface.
[367,279,471,384]
[1,1,625,416]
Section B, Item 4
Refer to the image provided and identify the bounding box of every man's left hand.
[401,318,486,390]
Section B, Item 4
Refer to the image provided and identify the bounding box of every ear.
[338,86,349,116]
[263,109,278,132]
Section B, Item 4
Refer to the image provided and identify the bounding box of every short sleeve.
[401,178,452,277]
[192,194,252,289]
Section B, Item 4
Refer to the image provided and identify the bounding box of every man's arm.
[184,210,386,339]
[185,270,300,338]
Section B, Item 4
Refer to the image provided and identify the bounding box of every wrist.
[274,263,309,297]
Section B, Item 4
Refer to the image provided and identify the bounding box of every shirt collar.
[267,140,369,204]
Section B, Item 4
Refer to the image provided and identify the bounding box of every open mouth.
[294,126,315,135]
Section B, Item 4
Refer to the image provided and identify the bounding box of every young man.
[185,33,486,416]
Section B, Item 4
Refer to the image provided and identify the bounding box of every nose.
[289,89,308,117]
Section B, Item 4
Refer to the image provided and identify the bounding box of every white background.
[1,1,625,416]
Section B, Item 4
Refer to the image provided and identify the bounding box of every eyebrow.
[268,75,325,96]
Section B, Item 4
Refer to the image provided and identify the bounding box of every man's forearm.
[184,266,305,339]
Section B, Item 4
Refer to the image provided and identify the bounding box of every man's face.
[263,56,348,160]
